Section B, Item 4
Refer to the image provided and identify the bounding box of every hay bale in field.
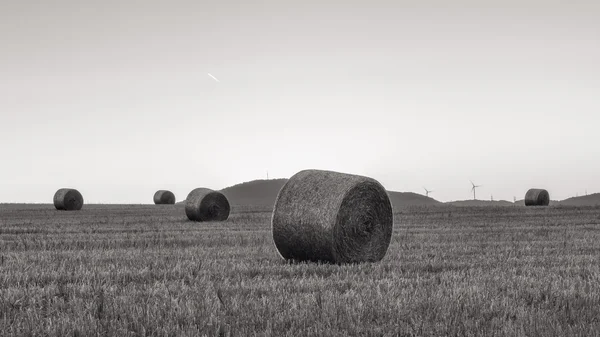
[186,188,205,201]
[153,190,176,205]
[271,169,394,264]
[525,188,550,206]
[185,188,230,221]
[53,188,84,211]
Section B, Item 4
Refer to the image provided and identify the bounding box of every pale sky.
[1,1,599,203]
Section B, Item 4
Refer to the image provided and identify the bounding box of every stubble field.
[1,204,600,336]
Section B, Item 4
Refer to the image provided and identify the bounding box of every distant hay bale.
[185,188,230,221]
[525,188,550,206]
[271,169,394,264]
[153,190,175,205]
[53,188,84,211]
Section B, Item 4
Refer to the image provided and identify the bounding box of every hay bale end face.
[53,188,84,211]
[154,190,176,205]
[185,188,230,221]
[272,169,394,264]
[525,188,550,206]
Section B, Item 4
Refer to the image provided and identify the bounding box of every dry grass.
[1,204,600,336]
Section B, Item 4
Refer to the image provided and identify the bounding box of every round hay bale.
[185,188,230,221]
[186,188,205,201]
[525,188,550,206]
[53,188,84,211]
[153,190,176,205]
[272,169,394,264]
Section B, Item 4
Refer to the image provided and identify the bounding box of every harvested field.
[1,204,600,336]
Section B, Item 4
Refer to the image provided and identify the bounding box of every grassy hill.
[558,193,600,206]
[220,179,288,208]
[215,179,442,210]
[387,191,441,207]
[189,179,600,209]
[446,200,516,207]
[513,199,559,206]
[182,179,600,208]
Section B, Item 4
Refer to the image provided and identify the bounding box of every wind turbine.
[470,180,481,200]
[423,187,433,198]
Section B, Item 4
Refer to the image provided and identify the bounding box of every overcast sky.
[1,0,598,203]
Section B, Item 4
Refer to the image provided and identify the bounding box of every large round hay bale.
[53,188,84,211]
[186,188,205,201]
[525,188,550,206]
[153,190,175,205]
[185,188,230,221]
[272,169,394,264]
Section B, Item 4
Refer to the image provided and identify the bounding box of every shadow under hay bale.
[153,190,176,205]
[271,169,394,264]
[525,188,550,206]
[185,188,230,221]
[53,188,84,211]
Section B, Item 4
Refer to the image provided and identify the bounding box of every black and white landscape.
[1,0,599,336]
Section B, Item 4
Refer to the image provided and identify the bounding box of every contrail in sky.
[207,73,220,83]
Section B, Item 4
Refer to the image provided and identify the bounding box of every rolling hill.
[220,179,288,208]
[387,191,441,207]
[446,200,516,207]
[185,179,600,209]
[557,193,600,206]
[513,199,559,206]
[216,179,442,210]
